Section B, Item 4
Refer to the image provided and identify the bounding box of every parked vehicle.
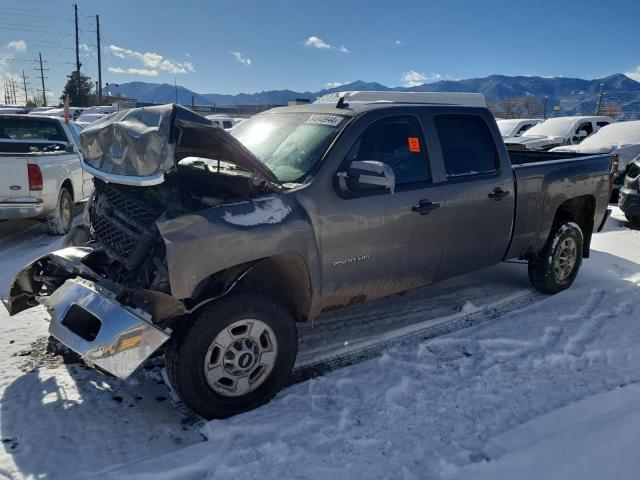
[5,97,612,419]
[618,154,640,226]
[205,114,237,129]
[505,116,613,151]
[0,107,29,115]
[75,113,109,129]
[0,115,92,234]
[29,107,84,120]
[497,118,542,139]
[28,106,56,115]
[551,121,640,201]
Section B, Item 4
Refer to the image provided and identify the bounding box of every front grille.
[90,179,163,269]
[627,162,640,179]
[94,180,159,227]
[92,215,139,259]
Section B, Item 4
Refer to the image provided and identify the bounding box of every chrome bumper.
[0,199,44,219]
[41,278,170,379]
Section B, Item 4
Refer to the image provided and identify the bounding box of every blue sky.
[1,0,639,102]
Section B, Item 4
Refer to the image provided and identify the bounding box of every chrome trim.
[41,278,170,379]
[81,159,165,186]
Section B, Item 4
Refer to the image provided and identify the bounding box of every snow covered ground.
[0,209,639,479]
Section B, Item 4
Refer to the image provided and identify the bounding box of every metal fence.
[488,92,640,121]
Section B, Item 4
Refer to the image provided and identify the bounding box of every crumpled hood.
[79,104,278,185]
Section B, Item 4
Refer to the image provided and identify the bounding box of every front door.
[314,114,445,310]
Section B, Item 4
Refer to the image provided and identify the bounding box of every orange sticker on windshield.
[408,137,421,152]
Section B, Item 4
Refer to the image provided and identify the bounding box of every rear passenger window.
[345,116,430,184]
[434,114,498,177]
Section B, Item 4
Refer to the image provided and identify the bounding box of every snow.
[222,196,291,226]
[0,208,639,479]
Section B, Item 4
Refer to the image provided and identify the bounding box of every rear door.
[428,110,515,280]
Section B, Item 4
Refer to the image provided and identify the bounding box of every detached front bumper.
[5,247,170,379]
[41,278,170,379]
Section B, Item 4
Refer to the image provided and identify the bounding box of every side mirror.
[336,160,396,194]
[65,143,75,153]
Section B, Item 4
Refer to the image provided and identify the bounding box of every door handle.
[488,188,510,201]
[412,199,440,215]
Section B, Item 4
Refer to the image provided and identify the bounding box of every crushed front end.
[4,181,183,379]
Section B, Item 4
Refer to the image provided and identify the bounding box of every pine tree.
[60,71,93,106]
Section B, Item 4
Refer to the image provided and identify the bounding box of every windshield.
[523,117,580,138]
[579,121,640,147]
[497,120,519,137]
[230,112,347,182]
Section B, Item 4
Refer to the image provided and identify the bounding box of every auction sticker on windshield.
[305,114,344,127]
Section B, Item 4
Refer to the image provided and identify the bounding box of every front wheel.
[165,292,298,419]
[528,221,583,294]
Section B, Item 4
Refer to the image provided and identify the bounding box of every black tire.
[46,187,73,235]
[528,221,583,294]
[165,292,298,419]
[625,214,640,227]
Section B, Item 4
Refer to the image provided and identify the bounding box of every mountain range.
[102,74,640,119]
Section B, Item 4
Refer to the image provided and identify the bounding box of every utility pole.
[35,52,48,106]
[543,96,548,119]
[74,4,81,75]
[21,71,29,105]
[595,82,604,116]
[96,14,102,103]
[11,78,18,104]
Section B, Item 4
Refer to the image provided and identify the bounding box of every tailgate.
[0,153,29,201]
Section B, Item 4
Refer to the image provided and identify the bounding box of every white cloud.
[79,43,91,52]
[6,40,27,52]
[108,44,195,74]
[401,70,442,87]
[303,36,349,53]
[304,36,331,49]
[108,66,158,77]
[395,40,404,45]
[230,51,251,66]
[625,66,640,82]
[325,81,345,88]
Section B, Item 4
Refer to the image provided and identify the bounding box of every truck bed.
[508,149,593,165]
[505,152,613,261]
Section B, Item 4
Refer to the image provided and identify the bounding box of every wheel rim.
[554,237,577,282]
[203,319,278,397]
[60,193,72,229]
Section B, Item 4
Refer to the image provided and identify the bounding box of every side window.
[434,114,499,177]
[576,122,593,136]
[516,124,531,136]
[223,120,233,129]
[345,115,430,184]
[596,121,609,128]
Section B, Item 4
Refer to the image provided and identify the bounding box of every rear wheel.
[528,221,583,293]
[46,187,73,235]
[165,292,298,419]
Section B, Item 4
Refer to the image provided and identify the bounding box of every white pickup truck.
[0,115,92,234]
[504,116,614,151]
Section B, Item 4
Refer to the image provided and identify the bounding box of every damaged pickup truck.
[4,98,613,419]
